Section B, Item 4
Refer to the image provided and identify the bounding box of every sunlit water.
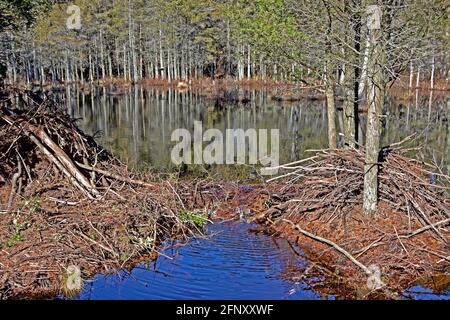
[77,222,324,300]
[55,86,449,300]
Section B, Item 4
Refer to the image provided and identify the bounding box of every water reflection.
[57,86,448,299]
[58,86,448,174]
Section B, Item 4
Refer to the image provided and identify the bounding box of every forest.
[1,0,448,85]
[0,0,449,301]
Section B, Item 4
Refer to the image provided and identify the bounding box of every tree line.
[1,0,447,87]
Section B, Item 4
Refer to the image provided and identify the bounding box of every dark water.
[61,86,449,174]
[405,286,450,300]
[77,222,324,300]
[76,222,449,300]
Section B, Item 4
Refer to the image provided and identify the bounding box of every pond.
[75,221,449,300]
[56,85,448,300]
[60,86,449,175]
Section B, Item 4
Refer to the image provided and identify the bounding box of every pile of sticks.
[0,99,118,201]
[269,144,449,231]
[261,143,449,298]
[0,94,213,299]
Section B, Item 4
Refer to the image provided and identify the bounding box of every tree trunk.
[428,54,435,120]
[326,81,337,149]
[363,6,384,214]
[247,45,251,79]
[159,29,165,79]
[342,65,356,148]
[358,37,370,101]
[409,60,414,90]
[324,3,337,149]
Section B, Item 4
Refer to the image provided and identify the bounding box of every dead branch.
[404,218,450,239]
[7,153,22,212]
[26,123,100,198]
[282,219,372,275]
[75,162,156,189]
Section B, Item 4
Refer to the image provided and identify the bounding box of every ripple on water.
[77,222,322,300]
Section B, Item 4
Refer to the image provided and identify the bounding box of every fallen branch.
[403,218,450,239]
[27,133,93,199]
[26,123,100,198]
[75,162,156,189]
[282,219,372,275]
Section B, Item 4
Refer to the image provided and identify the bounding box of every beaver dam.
[0,90,449,300]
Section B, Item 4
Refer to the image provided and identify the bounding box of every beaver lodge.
[0,91,449,299]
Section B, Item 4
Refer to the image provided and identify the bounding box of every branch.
[282,218,371,275]
[75,162,156,189]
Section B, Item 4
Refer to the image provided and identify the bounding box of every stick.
[77,231,118,258]
[27,133,93,199]
[268,155,320,170]
[282,219,372,275]
[403,218,450,239]
[354,235,386,259]
[26,123,100,198]
[7,154,22,212]
[75,162,156,189]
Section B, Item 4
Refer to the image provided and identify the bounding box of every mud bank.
[8,76,449,107]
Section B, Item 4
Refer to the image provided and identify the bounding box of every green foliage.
[0,0,50,32]
[5,218,29,248]
[2,0,448,84]
[179,210,209,228]
[229,0,304,59]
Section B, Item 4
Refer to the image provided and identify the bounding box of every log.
[75,162,156,189]
[26,123,100,198]
[1,114,100,199]
[27,133,94,199]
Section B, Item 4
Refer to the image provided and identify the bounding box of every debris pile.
[0,93,213,299]
[254,146,449,298]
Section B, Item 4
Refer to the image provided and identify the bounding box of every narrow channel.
[77,222,325,300]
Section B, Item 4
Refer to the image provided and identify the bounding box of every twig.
[75,161,156,189]
[77,231,118,258]
[7,153,22,212]
[393,226,409,255]
[354,235,386,259]
[27,133,93,199]
[403,218,450,239]
[282,219,372,275]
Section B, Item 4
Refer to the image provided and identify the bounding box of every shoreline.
[5,77,449,104]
